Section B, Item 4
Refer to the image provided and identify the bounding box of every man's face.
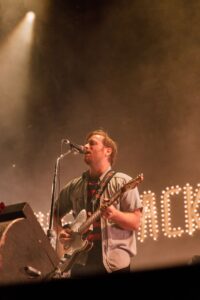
[84,134,111,166]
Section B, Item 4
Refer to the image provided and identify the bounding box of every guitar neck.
[78,190,121,234]
[78,210,101,234]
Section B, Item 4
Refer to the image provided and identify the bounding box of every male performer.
[53,129,142,277]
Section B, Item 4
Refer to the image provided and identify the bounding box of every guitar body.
[56,209,92,259]
[63,231,92,256]
[55,210,93,274]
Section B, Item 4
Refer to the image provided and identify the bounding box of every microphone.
[63,139,86,154]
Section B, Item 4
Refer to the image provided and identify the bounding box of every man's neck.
[89,163,111,178]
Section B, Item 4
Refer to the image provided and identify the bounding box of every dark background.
[0,0,200,271]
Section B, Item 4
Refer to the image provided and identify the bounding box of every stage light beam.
[0,11,36,135]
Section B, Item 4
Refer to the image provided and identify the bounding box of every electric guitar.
[56,173,144,275]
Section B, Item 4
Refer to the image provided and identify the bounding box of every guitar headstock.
[121,173,144,193]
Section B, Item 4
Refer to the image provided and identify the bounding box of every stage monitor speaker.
[0,202,60,285]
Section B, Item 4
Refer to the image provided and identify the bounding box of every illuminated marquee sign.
[137,183,200,242]
[35,183,200,243]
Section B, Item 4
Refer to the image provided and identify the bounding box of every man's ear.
[106,147,112,156]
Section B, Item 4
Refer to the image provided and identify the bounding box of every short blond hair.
[85,129,118,165]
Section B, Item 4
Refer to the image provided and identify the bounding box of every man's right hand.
[58,227,73,245]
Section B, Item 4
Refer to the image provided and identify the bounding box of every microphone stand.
[45,145,82,279]
[47,150,72,247]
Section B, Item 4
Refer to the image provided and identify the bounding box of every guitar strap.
[90,169,116,212]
